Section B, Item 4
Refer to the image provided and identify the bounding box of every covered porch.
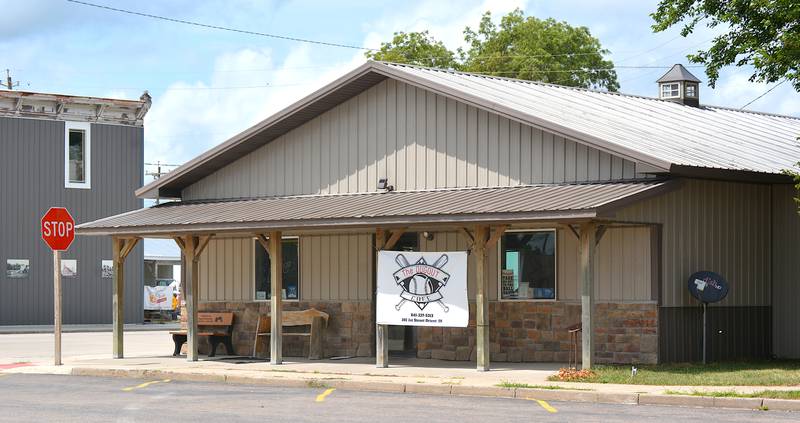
[76,180,671,371]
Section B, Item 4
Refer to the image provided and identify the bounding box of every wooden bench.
[253,309,329,359]
[170,312,235,357]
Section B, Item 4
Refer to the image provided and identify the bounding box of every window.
[156,264,174,280]
[500,231,556,300]
[64,121,91,189]
[660,83,680,99]
[254,239,299,300]
[685,83,697,98]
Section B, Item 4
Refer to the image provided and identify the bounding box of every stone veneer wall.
[195,300,657,364]
[197,301,373,358]
[417,302,658,364]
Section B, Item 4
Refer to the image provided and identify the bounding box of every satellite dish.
[687,271,729,304]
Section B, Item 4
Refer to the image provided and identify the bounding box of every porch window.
[254,238,299,301]
[499,230,556,300]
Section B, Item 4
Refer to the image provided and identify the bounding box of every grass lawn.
[665,389,800,400]
[547,361,800,386]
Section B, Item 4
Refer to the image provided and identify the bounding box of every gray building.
[0,90,150,325]
[79,62,800,367]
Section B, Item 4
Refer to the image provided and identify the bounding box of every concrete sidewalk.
[1,330,798,412]
[4,353,800,412]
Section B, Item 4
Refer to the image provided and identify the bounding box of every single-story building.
[77,62,800,369]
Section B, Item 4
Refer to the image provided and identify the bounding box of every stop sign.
[41,207,76,251]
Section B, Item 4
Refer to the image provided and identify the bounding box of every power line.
[65,0,374,51]
[740,79,788,110]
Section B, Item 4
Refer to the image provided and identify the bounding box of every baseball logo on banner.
[377,251,468,327]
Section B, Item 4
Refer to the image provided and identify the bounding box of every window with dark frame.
[500,231,556,300]
[254,239,299,300]
[685,84,697,98]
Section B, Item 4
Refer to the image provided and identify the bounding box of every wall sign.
[687,270,729,304]
[377,251,468,327]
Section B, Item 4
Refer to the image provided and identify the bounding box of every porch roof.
[77,180,672,236]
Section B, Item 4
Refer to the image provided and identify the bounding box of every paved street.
[0,373,795,423]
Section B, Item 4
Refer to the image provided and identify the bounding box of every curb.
[63,367,788,411]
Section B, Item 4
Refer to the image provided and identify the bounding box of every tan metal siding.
[183,79,638,200]
[771,184,800,358]
[558,227,652,302]
[417,228,650,303]
[198,237,253,302]
[617,179,771,307]
[199,234,373,302]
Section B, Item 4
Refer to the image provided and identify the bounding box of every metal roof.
[657,64,702,83]
[137,61,800,198]
[79,180,672,236]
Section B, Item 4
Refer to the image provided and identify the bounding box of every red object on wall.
[41,207,76,251]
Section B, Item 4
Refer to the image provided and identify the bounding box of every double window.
[64,122,91,189]
[660,82,680,99]
[500,230,556,300]
[254,239,299,300]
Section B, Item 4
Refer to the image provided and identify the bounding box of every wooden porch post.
[184,236,199,361]
[270,231,283,365]
[375,229,388,368]
[474,225,490,371]
[173,235,211,362]
[112,237,139,359]
[579,222,597,370]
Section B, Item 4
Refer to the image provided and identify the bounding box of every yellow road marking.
[122,379,171,392]
[527,398,557,413]
[315,388,335,402]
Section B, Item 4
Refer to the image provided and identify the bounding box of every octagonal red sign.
[41,207,76,251]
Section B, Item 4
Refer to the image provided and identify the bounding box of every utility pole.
[145,161,180,205]
[1,69,19,90]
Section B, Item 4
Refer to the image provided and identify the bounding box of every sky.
[2,0,798,257]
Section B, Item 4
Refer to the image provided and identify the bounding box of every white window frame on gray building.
[64,121,91,189]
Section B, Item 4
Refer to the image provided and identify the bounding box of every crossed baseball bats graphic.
[394,253,450,312]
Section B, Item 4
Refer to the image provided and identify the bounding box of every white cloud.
[142,45,363,177]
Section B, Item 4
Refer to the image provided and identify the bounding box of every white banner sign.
[377,251,468,327]
[143,286,173,310]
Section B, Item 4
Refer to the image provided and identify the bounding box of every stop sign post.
[41,207,76,366]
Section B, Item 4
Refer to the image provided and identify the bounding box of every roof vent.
[657,64,701,107]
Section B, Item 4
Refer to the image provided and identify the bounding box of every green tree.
[651,0,800,90]
[365,9,619,91]
[460,10,619,91]
[365,31,458,69]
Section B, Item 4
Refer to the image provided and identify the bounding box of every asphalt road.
[0,374,797,423]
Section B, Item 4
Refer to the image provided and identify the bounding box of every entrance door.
[388,232,418,356]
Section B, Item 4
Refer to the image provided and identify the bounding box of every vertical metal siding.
[198,234,373,302]
[0,117,143,324]
[183,79,639,200]
[558,227,652,302]
[617,179,771,308]
[771,184,800,358]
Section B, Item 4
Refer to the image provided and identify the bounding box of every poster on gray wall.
[6,259,30,278]
[61,259,77,278]
[101,260,113,278]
